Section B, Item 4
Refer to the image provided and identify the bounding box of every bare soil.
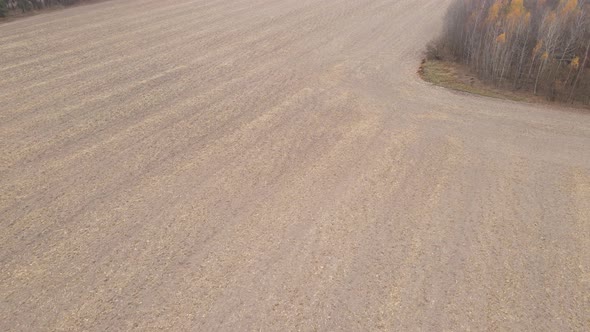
[1,0,589,330]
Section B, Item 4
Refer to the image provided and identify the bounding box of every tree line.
[1,0,81,17]
[431,0,590,104]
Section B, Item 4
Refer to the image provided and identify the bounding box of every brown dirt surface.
[1,0,589,330]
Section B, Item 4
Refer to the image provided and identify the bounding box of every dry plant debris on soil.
[1,0,589,331]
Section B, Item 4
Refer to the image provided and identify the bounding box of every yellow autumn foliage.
[571,56,580,69]
[436,0,590,103]
[524,12,531,24]
[532,40,543,55]
[560,0,578,16]
[487,1,502,22]
[507,0,526,21]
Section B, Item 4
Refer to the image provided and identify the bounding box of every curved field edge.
[0,0,109,24]
[418,59,590,111]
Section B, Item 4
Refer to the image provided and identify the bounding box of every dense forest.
[0,0,82,17]
[431,0,590,104]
